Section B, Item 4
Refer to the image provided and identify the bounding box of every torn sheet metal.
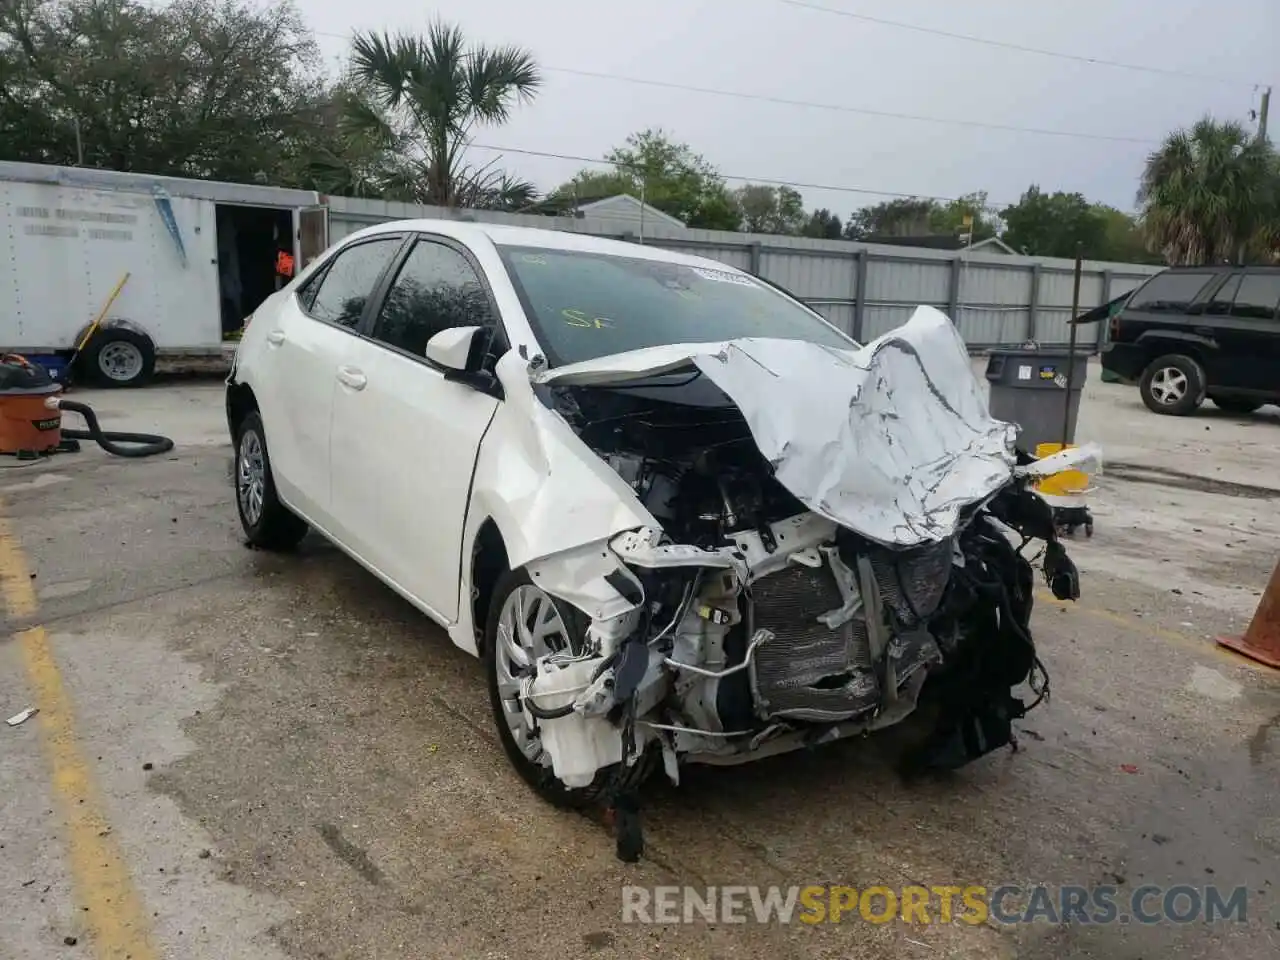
[1015,441,1104,479]
[536,306,1018,547]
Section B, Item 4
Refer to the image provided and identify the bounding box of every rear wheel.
[1139,354,1205,416]
[233,411,308,550]
[484,568,651,808]
[1211,397,1263,415]
[82,328,156,388]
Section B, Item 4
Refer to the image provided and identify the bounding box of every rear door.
[252,233,406,525]
[1224,271,1280,391]
[328,234,505,618]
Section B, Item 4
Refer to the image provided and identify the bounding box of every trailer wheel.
[82,328,156,388]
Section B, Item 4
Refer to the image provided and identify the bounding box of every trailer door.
[296,205,330,271]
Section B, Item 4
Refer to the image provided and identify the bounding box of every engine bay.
[547,372,808,550]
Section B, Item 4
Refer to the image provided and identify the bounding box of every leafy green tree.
[344,18,541,207]
[929,192,999,243]
[733,184,805,234]
[1138,117,1280,264]
[1093,205,1164,264]
[842,194,997,243]
[550,129,740,229]
[802,208,843,239]
[1001,186,1109,258]
[843,198,936,239]
[0,0,329,183]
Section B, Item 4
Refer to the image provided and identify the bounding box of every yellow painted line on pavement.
[0,510,158,960]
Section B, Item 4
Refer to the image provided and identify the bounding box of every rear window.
[1231,274,1280,320]
[1127,271,1218,313]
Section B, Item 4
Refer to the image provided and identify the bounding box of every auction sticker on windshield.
[691,266,758,287]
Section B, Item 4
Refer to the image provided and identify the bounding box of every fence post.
[852,249,868,341]
[1027,262,1041,341]
[1097,270,1113,351]
[948,257,962,327]
[748,241,762,277]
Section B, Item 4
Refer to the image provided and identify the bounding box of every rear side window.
[305,237,402,328]
[1230,274,1280,321]
[1127,271,1217,313]
[370,238,496,358]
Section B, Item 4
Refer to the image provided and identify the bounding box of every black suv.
[1101,264,1280,416]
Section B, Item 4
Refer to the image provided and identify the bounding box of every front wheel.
[484,569,651,808]
[234,411,308,550]
[1139,354,1205,416]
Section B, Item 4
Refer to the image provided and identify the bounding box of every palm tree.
[345,20,541,208]
[1138,117,1279,265]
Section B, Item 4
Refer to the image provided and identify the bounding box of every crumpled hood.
[533,305,1018,548]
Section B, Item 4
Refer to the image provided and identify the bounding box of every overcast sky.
[297,0,1278,218]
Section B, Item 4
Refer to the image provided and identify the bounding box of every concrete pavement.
[0,372,1276,959]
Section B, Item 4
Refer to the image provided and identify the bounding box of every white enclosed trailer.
[0,161,330,386]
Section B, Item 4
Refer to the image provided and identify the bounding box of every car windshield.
[495,243,855,366]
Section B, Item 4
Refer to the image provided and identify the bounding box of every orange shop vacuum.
[0,354,63,458]
[0,355,174,460]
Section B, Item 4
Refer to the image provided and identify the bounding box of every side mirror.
[425,326,487,373]
[426,326,503,400]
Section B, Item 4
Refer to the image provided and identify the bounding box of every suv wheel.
[1139,354,1205,416]
[234,411,309,550]
[484,568,652,808]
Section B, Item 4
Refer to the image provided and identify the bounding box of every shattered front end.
[512,306,1084,857]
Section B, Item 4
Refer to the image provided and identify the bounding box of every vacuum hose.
[52,398,175,458]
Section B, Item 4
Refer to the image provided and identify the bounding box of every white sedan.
[226,219,1079,849]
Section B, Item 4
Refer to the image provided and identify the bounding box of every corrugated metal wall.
[325,195,1164,348]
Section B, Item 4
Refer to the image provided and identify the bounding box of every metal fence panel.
[759,249,855,300]
[867,258,951,305]
[956,307,1028,346]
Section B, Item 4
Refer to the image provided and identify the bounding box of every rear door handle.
[337,366,367,390]
[266,330,286,345]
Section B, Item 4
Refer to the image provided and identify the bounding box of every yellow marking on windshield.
[563,308,614,329]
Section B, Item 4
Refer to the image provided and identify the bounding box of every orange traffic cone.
[1217,559,1280,669]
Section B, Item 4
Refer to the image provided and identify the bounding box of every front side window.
[371,239,496,357]
[1126,271,1217,314]
[1230,274,1280,321]
[495,244,853,366]
[305,237,402,328]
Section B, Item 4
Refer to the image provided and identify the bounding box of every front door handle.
[266,330,286,346]
[337,366,367,390]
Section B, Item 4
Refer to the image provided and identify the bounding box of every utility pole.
[1257,86,1271,142]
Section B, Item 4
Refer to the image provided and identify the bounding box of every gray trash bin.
[984,346,1089,454]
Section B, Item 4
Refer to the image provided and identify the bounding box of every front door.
[253,233,405,525]
[329,235,503,619]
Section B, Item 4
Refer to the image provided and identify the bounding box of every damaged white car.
[227,220,1083,858]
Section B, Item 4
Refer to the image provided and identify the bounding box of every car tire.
[233,411,308,550]
[1139,354,1205,416]
[82,327,156,388]
[1210,397,1263,415]
[484,568,652,809]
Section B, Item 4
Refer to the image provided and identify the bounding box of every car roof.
[347,217,746,272]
